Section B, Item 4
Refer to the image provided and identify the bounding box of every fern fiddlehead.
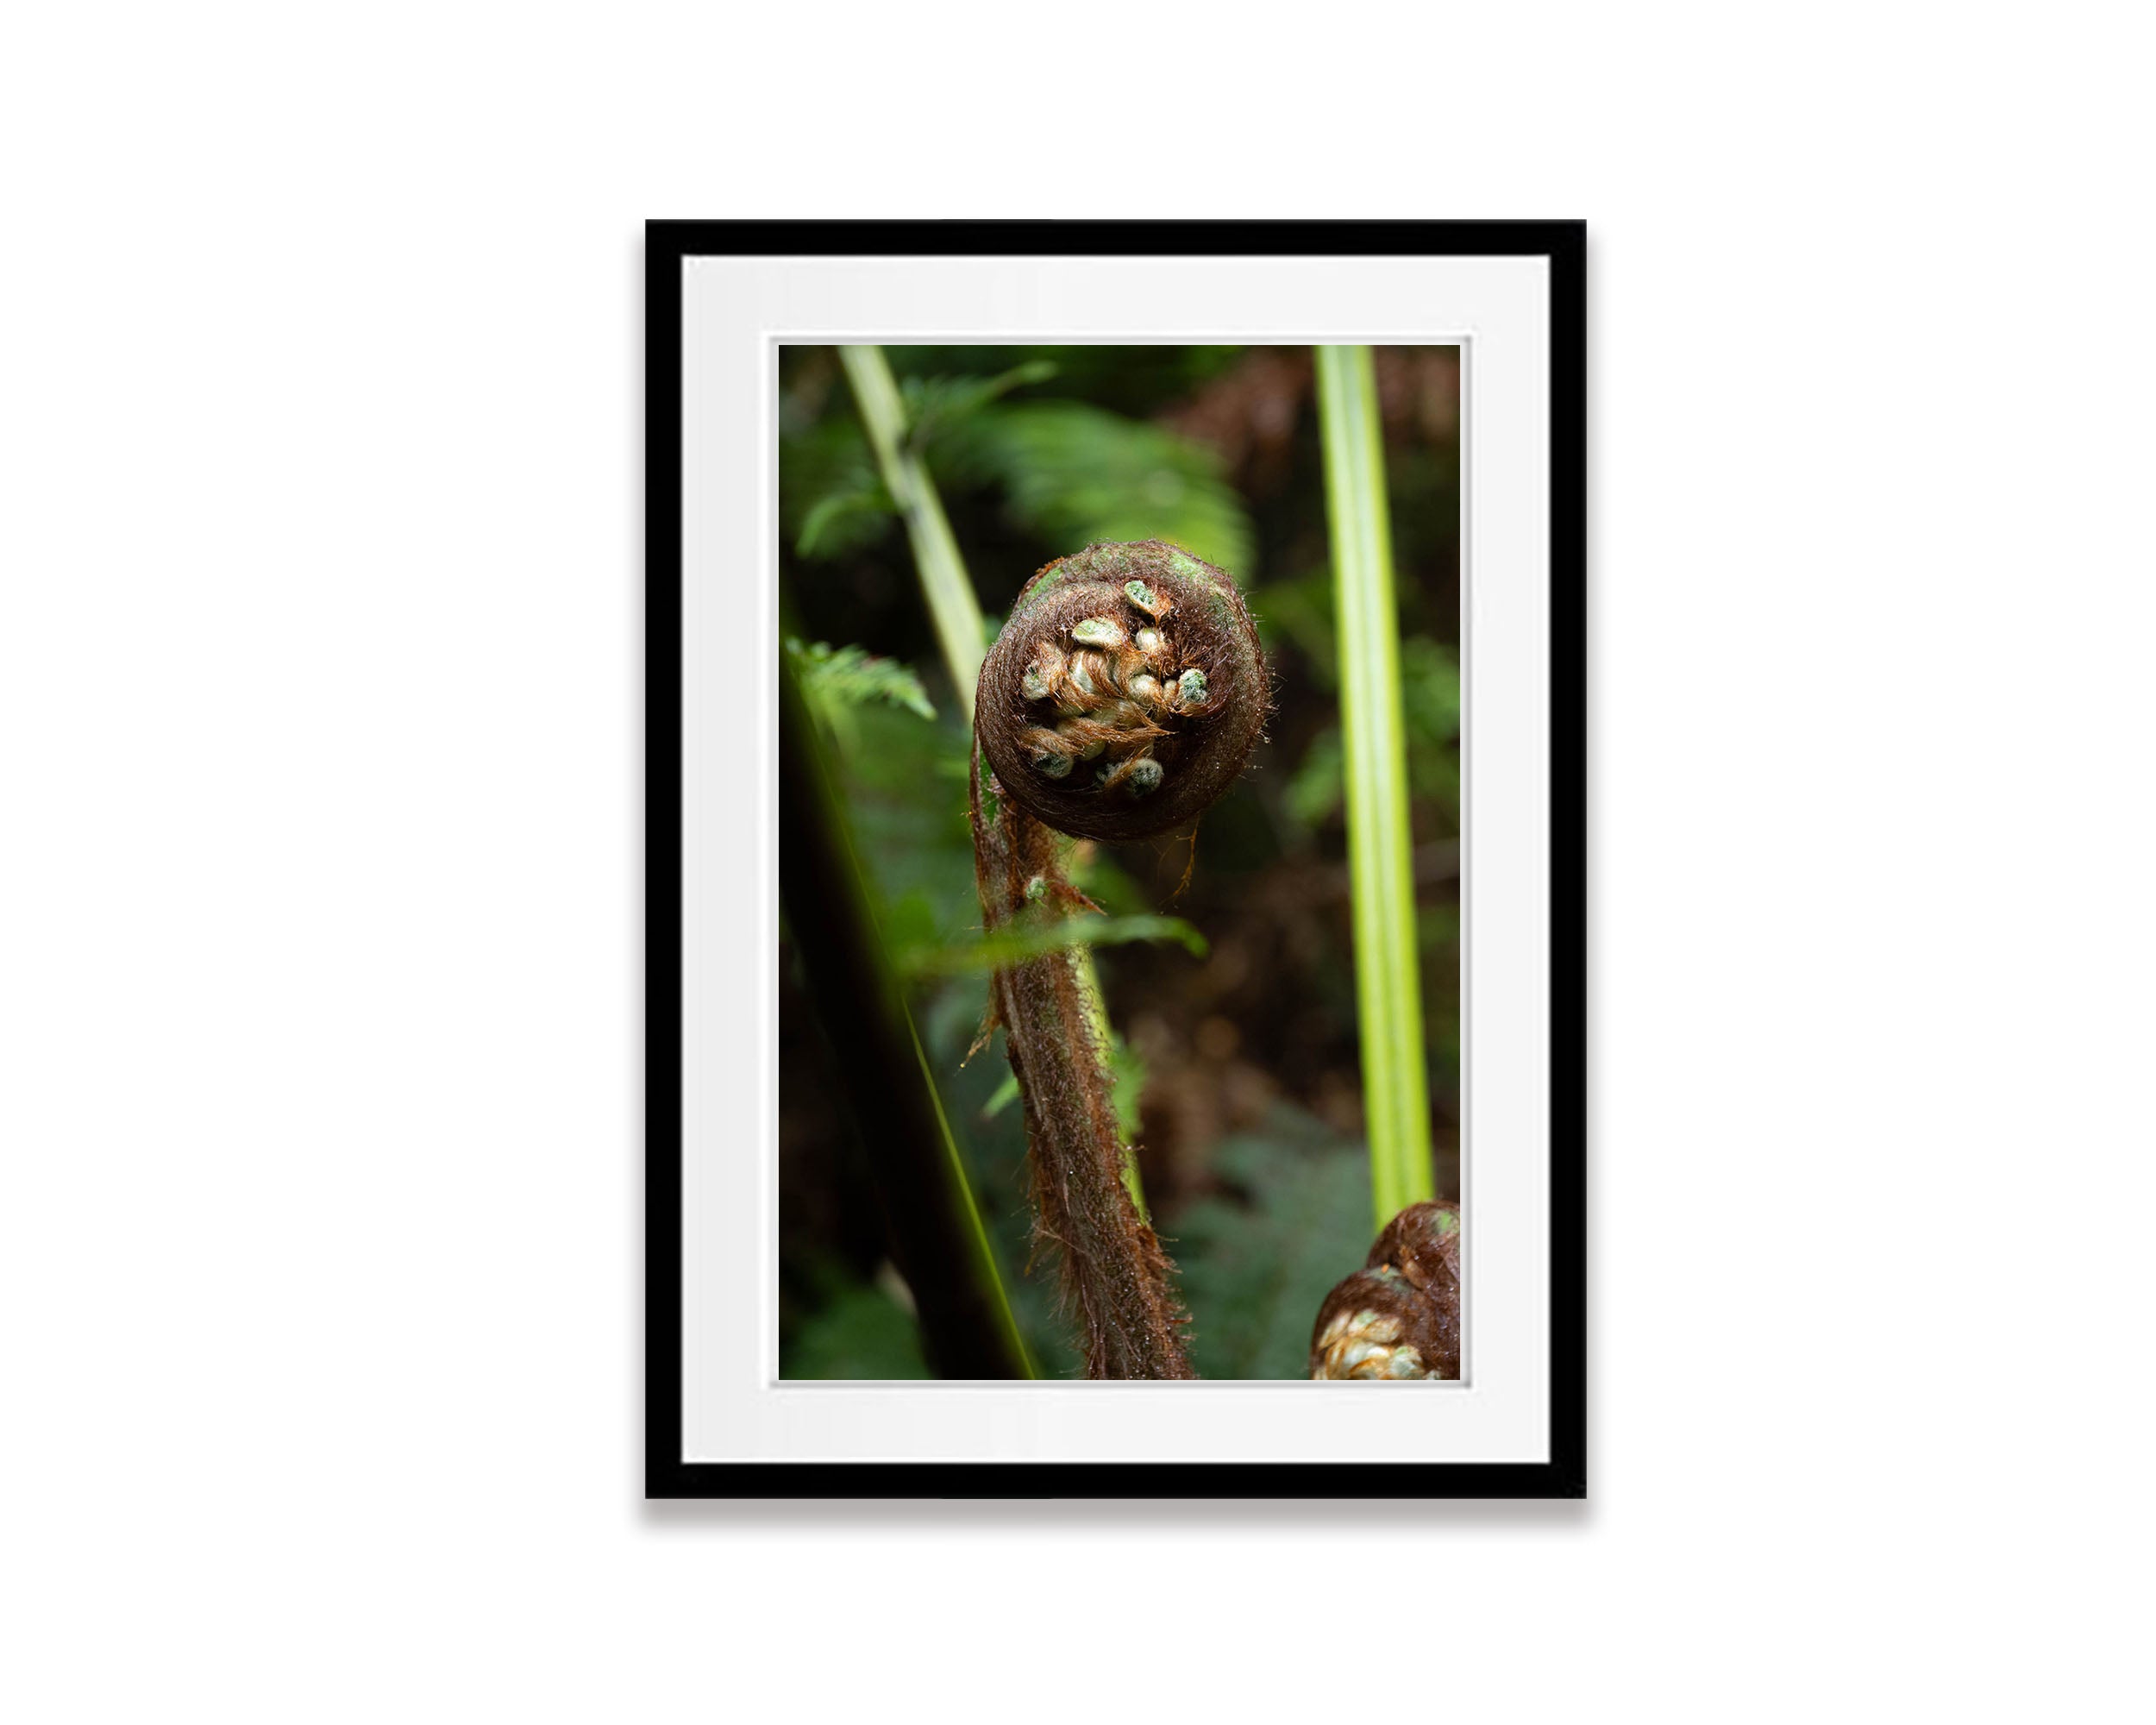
[1308,1201,1462,1380]
[970,540,1268,1378]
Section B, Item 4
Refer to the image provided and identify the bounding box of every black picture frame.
[647,220,1585,1498]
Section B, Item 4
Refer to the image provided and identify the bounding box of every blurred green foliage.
[785,636,936,766]
[787,1272,931,1380]
[894,912,1206,980]
[929,400,1253,574]
[1172,1110,1377,1379]
[777,342,1461,1379]
[789,354,1252,578]
[1284,633,1460,830]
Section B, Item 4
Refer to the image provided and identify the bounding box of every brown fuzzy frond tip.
[1309,1201,1462,1380]
[975,540,1269,844]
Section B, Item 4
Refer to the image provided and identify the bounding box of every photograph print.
[778,342,1465,1383]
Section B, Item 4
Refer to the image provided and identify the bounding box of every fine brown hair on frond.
[968,743,1194,1377]
[967,541,1273,1379]
[975,540,1269,844]
[1308,1201,1463,1381]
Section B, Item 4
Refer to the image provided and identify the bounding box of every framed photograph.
[648,221,1584,1496]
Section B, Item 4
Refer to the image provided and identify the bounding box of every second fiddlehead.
[1307,1201,1462,1380]
[970,540,1268,1378]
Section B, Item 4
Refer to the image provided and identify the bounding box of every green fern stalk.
[839,344,1147,1219]
[779,645,1034,1378]
[1314,346,1438,1233]
[839,346,986,722]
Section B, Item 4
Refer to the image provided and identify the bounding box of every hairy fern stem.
[971,540,1268,1379]
[969,754,1193,1378]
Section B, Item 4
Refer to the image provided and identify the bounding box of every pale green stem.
[839,345,985,723]
[1314,345,1437,1233]
[781,650,1034,1377]
[839,344,1147,1216]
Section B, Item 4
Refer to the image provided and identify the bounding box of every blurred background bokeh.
[779,344,1460,1378]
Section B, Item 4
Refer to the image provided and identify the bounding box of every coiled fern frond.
[970,540,1268,1378]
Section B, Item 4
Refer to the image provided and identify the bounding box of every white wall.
[3,6,2148,1718]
